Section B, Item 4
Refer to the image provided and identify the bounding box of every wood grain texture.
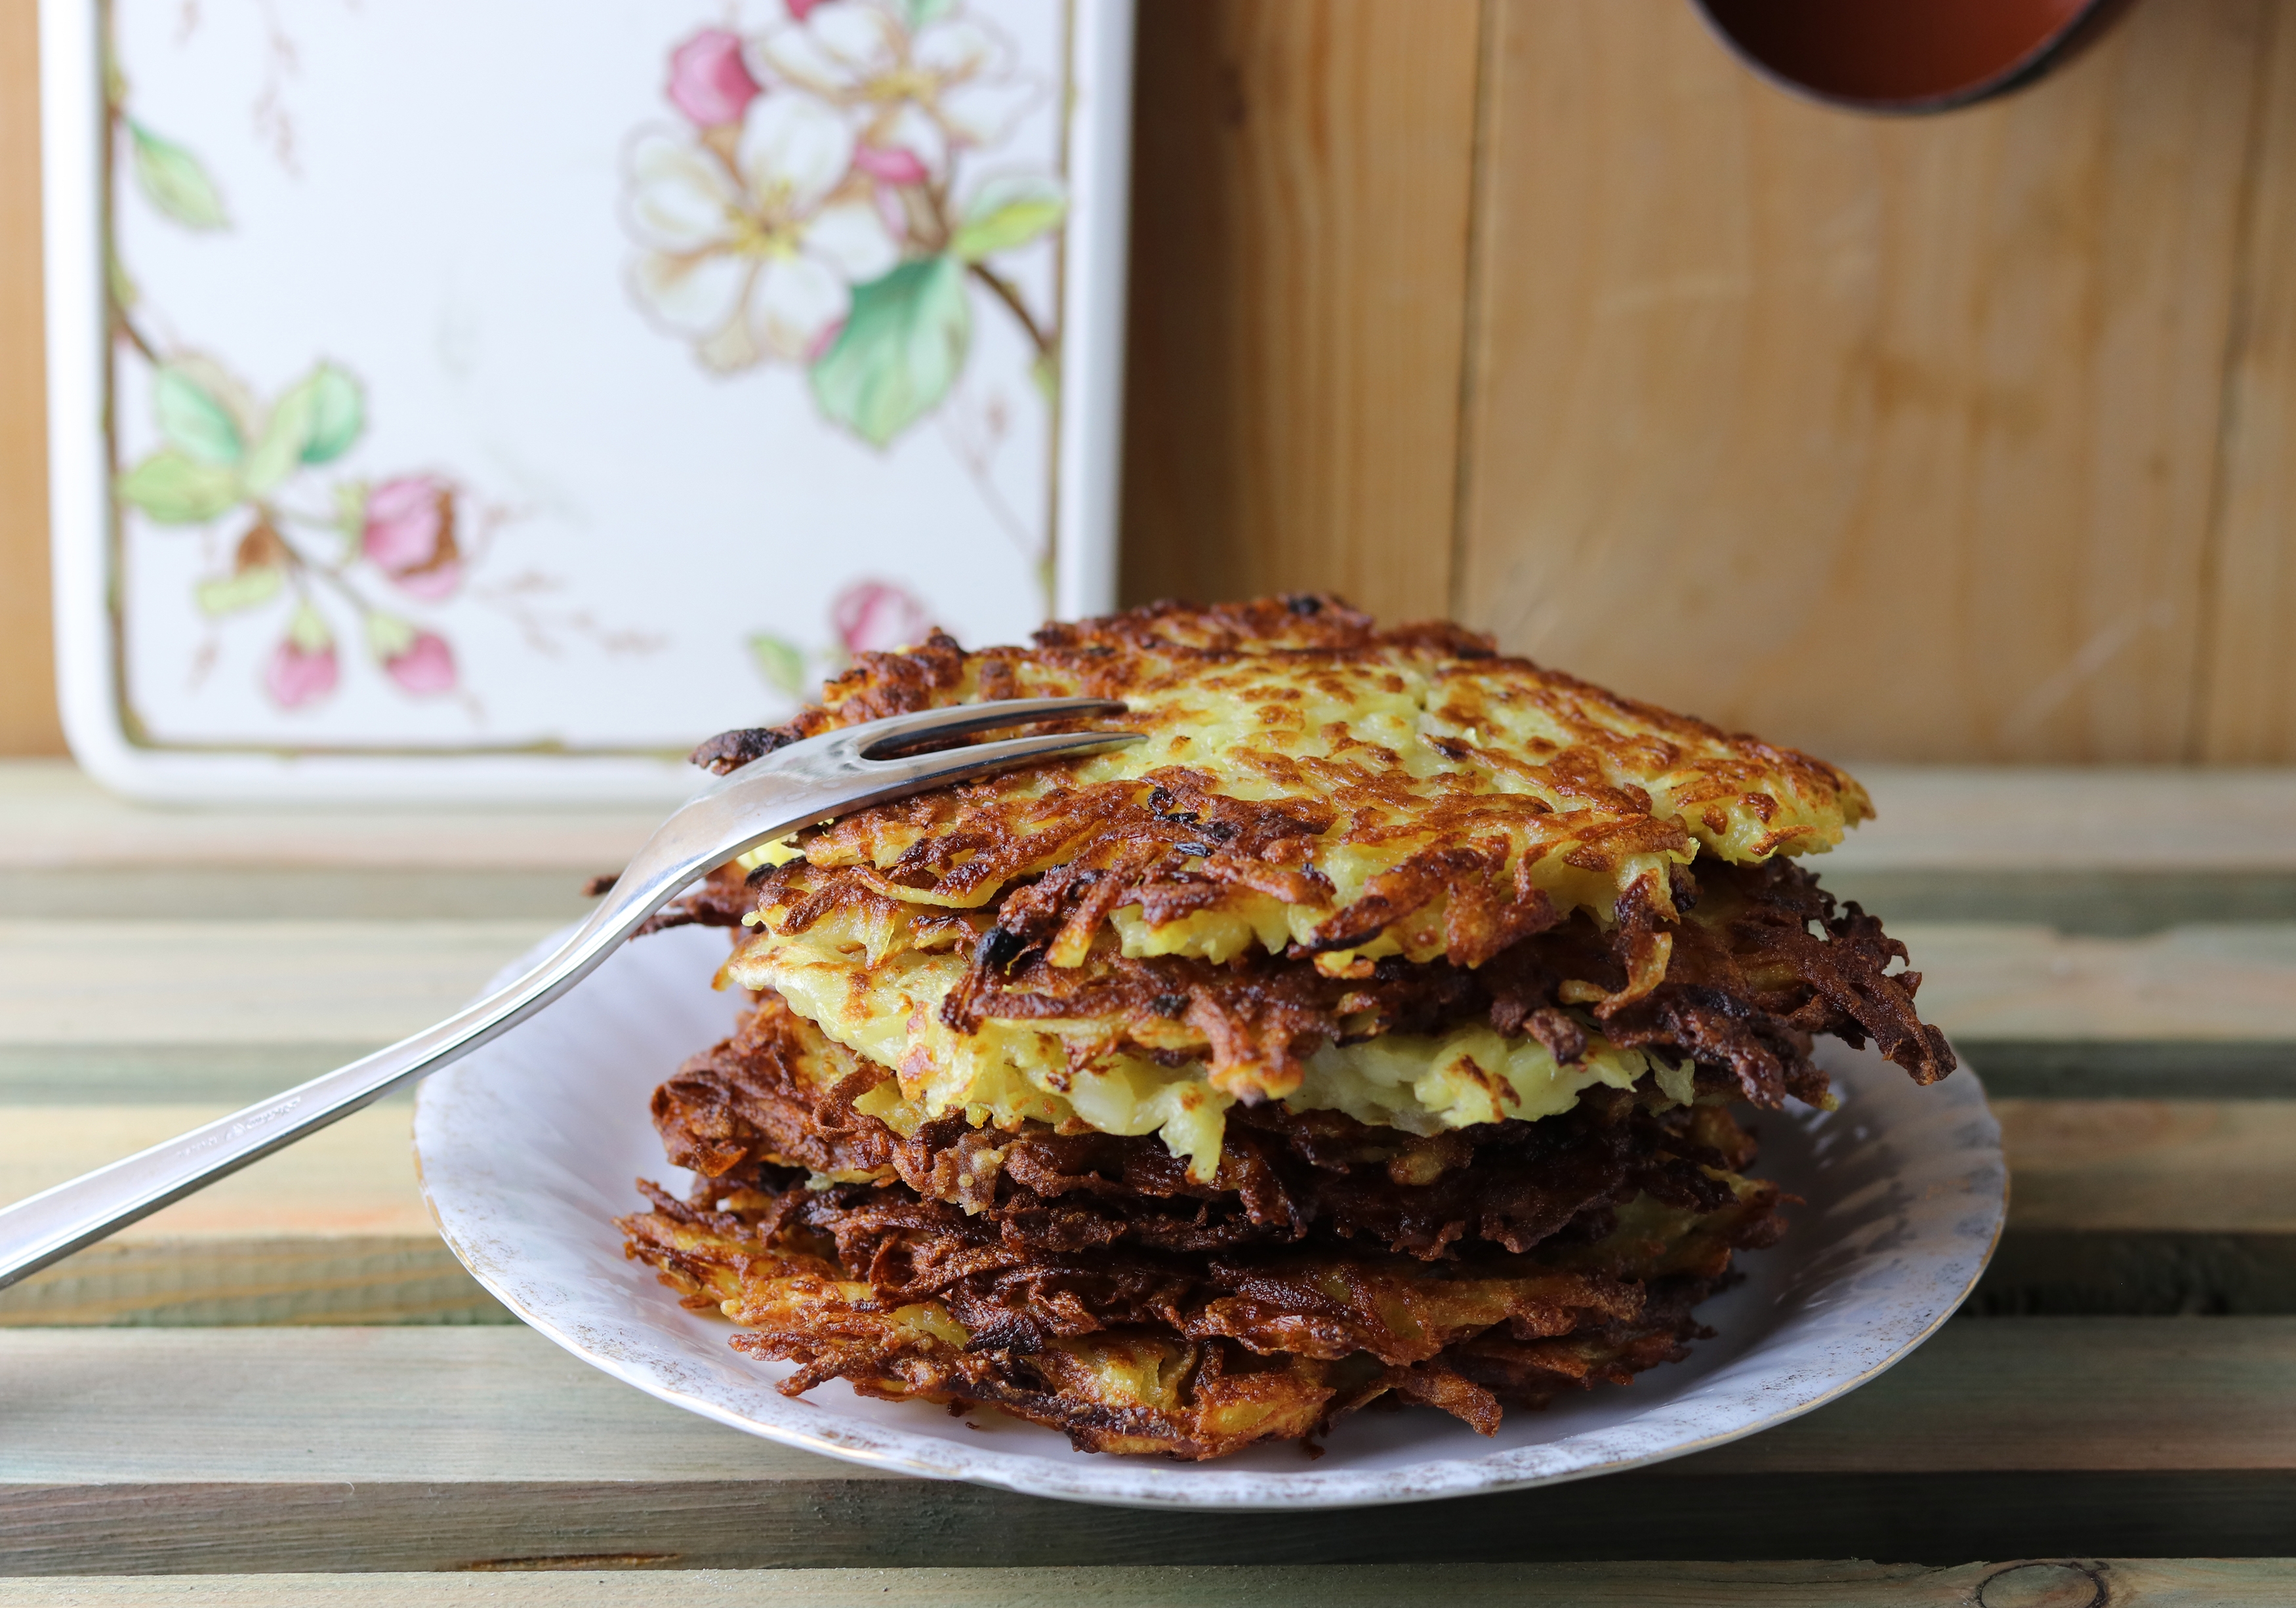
[12,1090,2296,1323]
[1830,767,2296,872]
[1892,922,2296,1042]
[5,915,2282,1048]
[1998,1100,2296,1233]
[20,759,2295,877]
[2203,0,2296,762]
[0,1235,502,1327]
[4,1319,2293,1481]
[6,1560,2292,1607]
[6,1324,2296,1571]
[0,919,555,1042]
[1117,0,1479,619]
[1457,0,2267,763]
[0,761,659,869]
[0,0,60,757]
[0,1102,432,1238]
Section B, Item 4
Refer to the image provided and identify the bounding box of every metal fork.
[0,697,1137,1291]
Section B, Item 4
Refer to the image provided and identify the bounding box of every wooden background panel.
[1117,0,1480,618]
[0,0,61,756]
[1454,0,2265,764]
[2205,0,2296,762]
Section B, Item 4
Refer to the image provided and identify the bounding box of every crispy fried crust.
[655,991,1769,1262]
[691,596,1872,972]
[673,852,1950,1117]
[622,598,1945,1459]
[619,1177,1769,1459]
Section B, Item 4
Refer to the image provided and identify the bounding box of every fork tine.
[845,696,1130,760]
[886,728,1142,780]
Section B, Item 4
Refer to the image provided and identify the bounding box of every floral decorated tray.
[39,0,1133,800]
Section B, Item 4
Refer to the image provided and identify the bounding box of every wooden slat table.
[4,760,2294,1599]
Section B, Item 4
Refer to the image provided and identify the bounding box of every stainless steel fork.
[0,697,1137,1291]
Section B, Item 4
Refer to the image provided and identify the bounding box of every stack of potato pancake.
[619,597,1954,1459]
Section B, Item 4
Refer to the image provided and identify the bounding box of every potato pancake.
[615,596,1953,1460]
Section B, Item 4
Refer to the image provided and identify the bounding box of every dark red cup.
[1691,0,2137,115]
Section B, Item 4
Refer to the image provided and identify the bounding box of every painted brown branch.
[110,302,159,366]
[967,261,1054,358]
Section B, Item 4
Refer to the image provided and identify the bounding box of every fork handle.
[0,879,658,1293]
[0,762,791,1291]
[0,696,1136,1292]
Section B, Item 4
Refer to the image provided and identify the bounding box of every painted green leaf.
[333,480,370,538]
[127,121,228,231]
[748,633,811,698]
[195,565,283,615]
[242,364,363,491]
[241,391,311,495]
[365,610,415,660]
[287,601,334,652]
[950,175,1066,263]
[810,256,972,448]
[894,0,954,28]
[154,363,245,465]
[117,450,241,524]
[299,365,364,465]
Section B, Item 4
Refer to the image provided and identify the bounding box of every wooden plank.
[16,1092,2296,1323]
[1960,1040,2296,1100]
[0,1043,388,1104]
[0,919,554,1044]
[3,917,2282,1048]
[1826,767,2296,873]
[0,867,600,922]
[14,1320,2294,1481]
[1975,1231,2296,1317]
[6,754,2295,880]
[0,1102,431,1241]
[0,1236,503,1327]
[29,1035,2277,1111]
[5,1559,2293,1607]
[1895,922,2296,1042]
[12,863,2296,934]
[1457,0,2266,764]
[1118,0,1480,619]
[0,0,60,758]
[0,1098,508,1326]
[2204,0,2296,762]
[14,1088,2296,1319]
[4,1323,2295,1570]
[1824,871,2296,935]
[1998,1098,2296,1233]
[0,762,659,871]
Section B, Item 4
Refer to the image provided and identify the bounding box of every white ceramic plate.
[414,924,2006,1511]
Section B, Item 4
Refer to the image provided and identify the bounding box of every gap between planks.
[0,1559,2286,1607]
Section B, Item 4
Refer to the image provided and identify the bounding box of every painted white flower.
[750,1,1037,182]
[625,93,898,371]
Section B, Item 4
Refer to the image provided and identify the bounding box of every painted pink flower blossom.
[853,143,930,186]
[666,29,761,127]
[384,630,458,695]
[785,0,830,19]
[264,637,338,708]
[363,476,462,602]
[832,579,932,655]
